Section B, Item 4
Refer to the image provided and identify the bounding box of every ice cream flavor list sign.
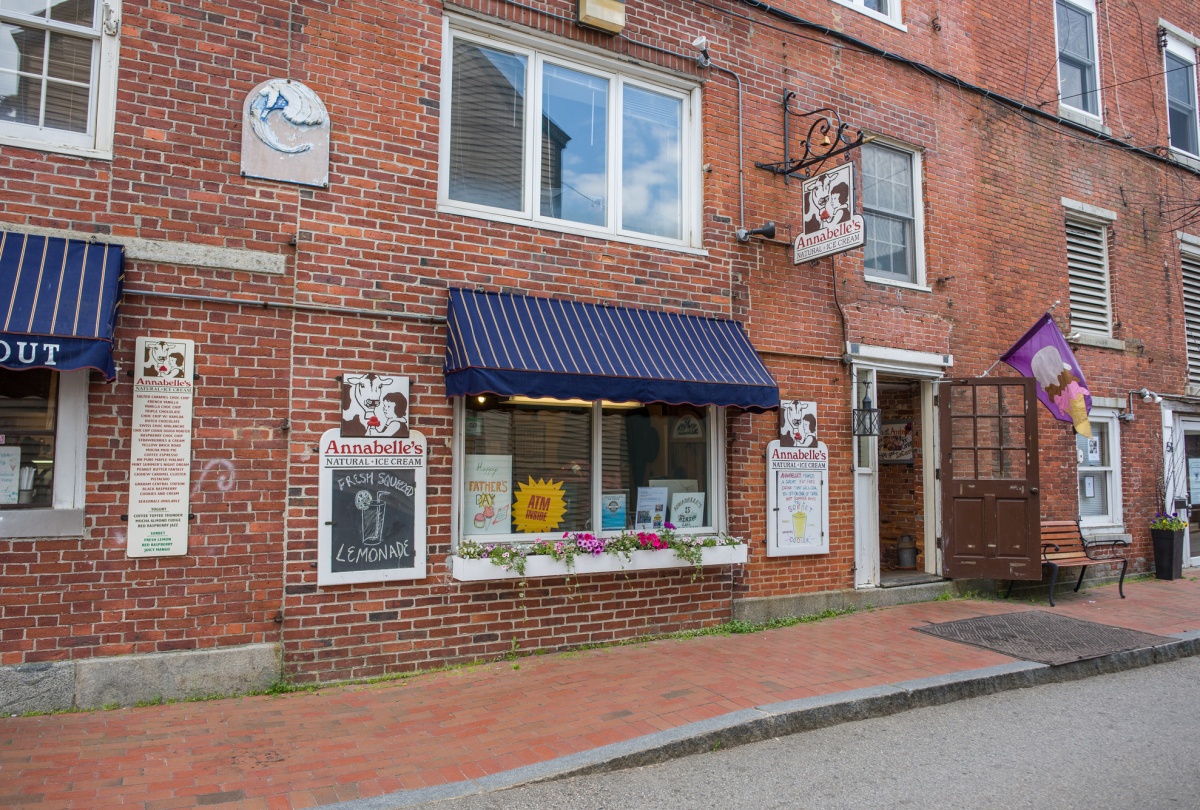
[318,428,427,585]
[127,337,196,558]
[765,437,830,556]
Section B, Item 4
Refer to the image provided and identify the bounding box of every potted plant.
[1149,512,1186,580]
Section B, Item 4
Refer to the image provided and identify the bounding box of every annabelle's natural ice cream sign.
[793,162,864,265]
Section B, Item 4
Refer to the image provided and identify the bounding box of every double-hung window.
[862,141,923,286]
[0,0,121,157]
[1055,0,1100,119]
[457,397,721,543]
[1165,34,1199,156]
[1077,410,1120,528]
[439,17,700,249]
[1063,203,1114,337]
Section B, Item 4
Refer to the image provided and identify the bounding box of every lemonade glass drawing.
[791,509,807,539]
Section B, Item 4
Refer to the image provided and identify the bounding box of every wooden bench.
[1005,520,1128,607]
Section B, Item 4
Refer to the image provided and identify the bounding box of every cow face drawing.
[340,373,410,438]
[779,400,818,447]
[144,341,186,378]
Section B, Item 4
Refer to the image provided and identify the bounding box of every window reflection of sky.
[622,86,681,239]
[541,63,608,226]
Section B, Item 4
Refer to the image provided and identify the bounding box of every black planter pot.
[1150,528,1185,580]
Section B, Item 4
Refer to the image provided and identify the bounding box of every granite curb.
[321,631,1200,810]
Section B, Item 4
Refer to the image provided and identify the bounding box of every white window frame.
[450,397,726,548]
[1077,407,1122,530]
[830,0,907,31]
[0,0,121,159]
[437,15,704,254]
[1062,198,1115,338]
[1054,0,1103,124]
[1163,30,1200,158]
[860,137,927,291]
[0,368,88,538]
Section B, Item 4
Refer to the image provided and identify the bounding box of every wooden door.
[939,378,1041,580]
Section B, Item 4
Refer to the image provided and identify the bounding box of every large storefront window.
[0,367,57,508]
[460,397,714,540]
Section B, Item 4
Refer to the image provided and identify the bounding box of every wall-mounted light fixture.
[736,222,776,242]
[852,381,881,436]
[1119,387,1162,421]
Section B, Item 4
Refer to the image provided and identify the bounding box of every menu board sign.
[127,337,196,558]
[765,437,830,556]
[318,428,427,585]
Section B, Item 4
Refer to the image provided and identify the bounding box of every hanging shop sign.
[766,400,830,556]
[793,162,865,265]
[127,337,196,558]
[241,78,330,187]
[317,428,427,585]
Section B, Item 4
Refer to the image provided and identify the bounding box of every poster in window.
[1189,458,1200,506]
[601,492,627,530]
[317,428,427,585]
[0,446,19,504]
[670,492,705,529]
[1086,436,1101,463]
[765,438,830,556]
[879,420,913,464]
[635,486,669,530]
[1084,475,1095,499]
[671,414,704,441]
[463,454,512,535]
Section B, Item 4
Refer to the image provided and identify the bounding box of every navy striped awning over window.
[0,231,125,380]
[444,288,779,412]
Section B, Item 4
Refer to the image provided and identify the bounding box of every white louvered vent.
[1182,251,1200,385]
[1066,218,1111,336]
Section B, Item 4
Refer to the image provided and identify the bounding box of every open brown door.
[940,377,1041,580]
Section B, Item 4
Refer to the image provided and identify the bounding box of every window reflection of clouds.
[621,86,681,239]
[541,63,608,226]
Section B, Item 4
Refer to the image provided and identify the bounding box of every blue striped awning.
[0,231,125,380]
[444,288,779,411]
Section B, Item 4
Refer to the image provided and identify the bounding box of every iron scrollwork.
[755,90,866,183]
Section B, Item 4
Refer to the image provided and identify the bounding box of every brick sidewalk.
[4,575,1198,810]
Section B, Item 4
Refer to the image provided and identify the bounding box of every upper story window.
[439,16,701,251]
[1055,0,1100,118]
[0,0,121,158]
[830,0,906,30]
[862,141,924,287]
[1064,206,1113,337]
[1165,34,1199,156]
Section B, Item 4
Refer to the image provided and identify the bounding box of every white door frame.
[847,344,951,588]
[1167,409,1200,568]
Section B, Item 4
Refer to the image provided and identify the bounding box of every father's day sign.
[317,428,427,585]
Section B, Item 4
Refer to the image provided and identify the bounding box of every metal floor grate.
[914,610,1173,666]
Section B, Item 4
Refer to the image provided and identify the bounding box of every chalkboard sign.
[317,428,427,585]
[765,438,830,556]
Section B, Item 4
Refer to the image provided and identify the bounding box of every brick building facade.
[2,0,1199,711]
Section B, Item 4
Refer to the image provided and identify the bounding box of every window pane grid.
[1166,51,1199,155]
[1056,1,1098,115]
[862,143,916,283]
[0,6,97,136]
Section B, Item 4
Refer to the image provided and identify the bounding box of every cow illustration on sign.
[803,170,852,235]
[340,373,410,438]
[779,400,819,447]
[143,340,186,378]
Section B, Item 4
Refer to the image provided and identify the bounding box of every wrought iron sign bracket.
[755,91,866,183]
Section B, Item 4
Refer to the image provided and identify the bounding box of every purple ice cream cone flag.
[1000,313,1092,438]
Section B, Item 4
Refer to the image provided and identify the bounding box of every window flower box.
[450,543,748,581]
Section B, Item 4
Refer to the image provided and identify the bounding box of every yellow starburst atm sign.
[512,478,567,533]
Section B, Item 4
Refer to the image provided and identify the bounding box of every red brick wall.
[3,0,1199,682]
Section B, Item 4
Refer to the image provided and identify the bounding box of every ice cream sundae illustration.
[1031,345,1091,438]
[474,492,496,529]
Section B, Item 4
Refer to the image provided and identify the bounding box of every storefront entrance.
[849,345,948,589]
[1181,425,1200,567]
